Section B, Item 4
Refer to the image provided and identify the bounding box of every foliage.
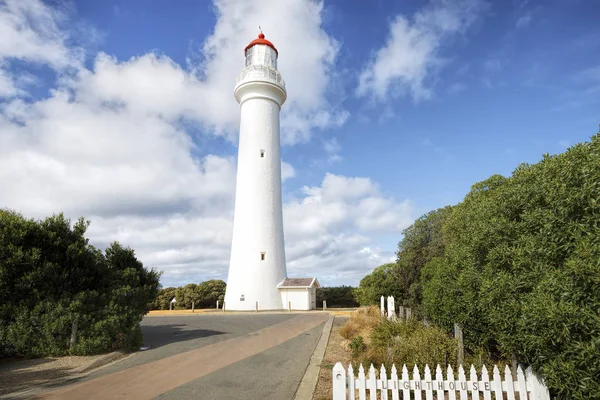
[153,279,226,310]
[353,264,400,306]
[316,286,359,308]
[153,287,177,310]
[367,319,458,369]
[349,336,365,358]
[393,206,453,315]
[420,133,600,399]
[196,279,226,308]
[0,210,160,358]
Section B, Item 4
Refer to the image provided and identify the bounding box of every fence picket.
[447,365,457,400]
[401,365,410,400]
[469,365,479,400]
[333,362,346,400]
[424,365,433,400]
[435,365,444,400]
[458,366,468,400]
[391,364,400,400]
[358,364,366,400]
[481,365,491,400]
[504,365,516,400]
[516,366,527,400]
[381,364,389,400]
[369,364,377,400]
[348,364,356,400]
[332,362,549,400]
[492,366,502,400]
[413,365,423,400]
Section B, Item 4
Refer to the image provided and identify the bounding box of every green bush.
[349,336,365,358]
[0,210,160,358]
[421,133,600,399]
[368,319,458,369]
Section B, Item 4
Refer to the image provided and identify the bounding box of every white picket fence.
[332,362,550,400]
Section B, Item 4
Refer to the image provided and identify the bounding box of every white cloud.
[283,174,414,283]
[357,0,486,102]
[0,0,409,287]
[281,161,296,181]
[516,14,532,28]
[323,137,342,163]
[195,0,349,144]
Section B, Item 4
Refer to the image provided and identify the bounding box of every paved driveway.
[32,313,328,400]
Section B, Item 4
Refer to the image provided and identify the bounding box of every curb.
[294,314,335,400]
[71,350,128,374]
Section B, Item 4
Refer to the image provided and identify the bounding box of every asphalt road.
[81,313,327,399]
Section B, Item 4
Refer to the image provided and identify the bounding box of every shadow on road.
[141,324,225,349]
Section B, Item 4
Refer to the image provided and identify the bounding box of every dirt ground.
[0,355,97,396]
[312,316,351,400]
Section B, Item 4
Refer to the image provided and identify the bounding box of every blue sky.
[0,0,598,287]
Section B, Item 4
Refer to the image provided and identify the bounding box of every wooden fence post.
[223,301,226,312]
[192,300,195,313]
[398,306,405,321]
[332,362,346,400]
[405,308,412,320]
[69,315,79,351]
[289,301,291,311]
[323,300,327,310]
[255,301,258,312]
[454,323,464,366]
[216,300,219,310]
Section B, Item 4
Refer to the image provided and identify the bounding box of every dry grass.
[338,305,383,345]
[312,307,384,400]
[312,316,351,400]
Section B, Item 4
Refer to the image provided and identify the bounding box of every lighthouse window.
[260,149,265,158]
[261,252,265,261]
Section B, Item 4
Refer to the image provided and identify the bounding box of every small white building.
[278,278,320,310]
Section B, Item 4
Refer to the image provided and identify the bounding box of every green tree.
[316,286,359,308]
[0,210,160,357]
[153,287,177,310]
[354,263,400,306]
[196,279,226,308]
[393,206,453,314]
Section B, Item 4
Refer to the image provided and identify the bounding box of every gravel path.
[0,355,97,396]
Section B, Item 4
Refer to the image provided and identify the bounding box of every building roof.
[277,277,319,288]
[244,32,278,57]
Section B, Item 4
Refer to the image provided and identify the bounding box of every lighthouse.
[224,32,288,310]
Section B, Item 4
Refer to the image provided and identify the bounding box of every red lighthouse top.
[244,32,278,58]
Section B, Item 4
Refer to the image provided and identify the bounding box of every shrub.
[421,133,600,399]
[0,210,160,358]
[349,336,365,358]
[366,319,459,369]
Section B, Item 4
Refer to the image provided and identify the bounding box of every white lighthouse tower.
[224,32,288,310]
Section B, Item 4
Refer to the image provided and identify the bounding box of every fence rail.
[332,362,550,400]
